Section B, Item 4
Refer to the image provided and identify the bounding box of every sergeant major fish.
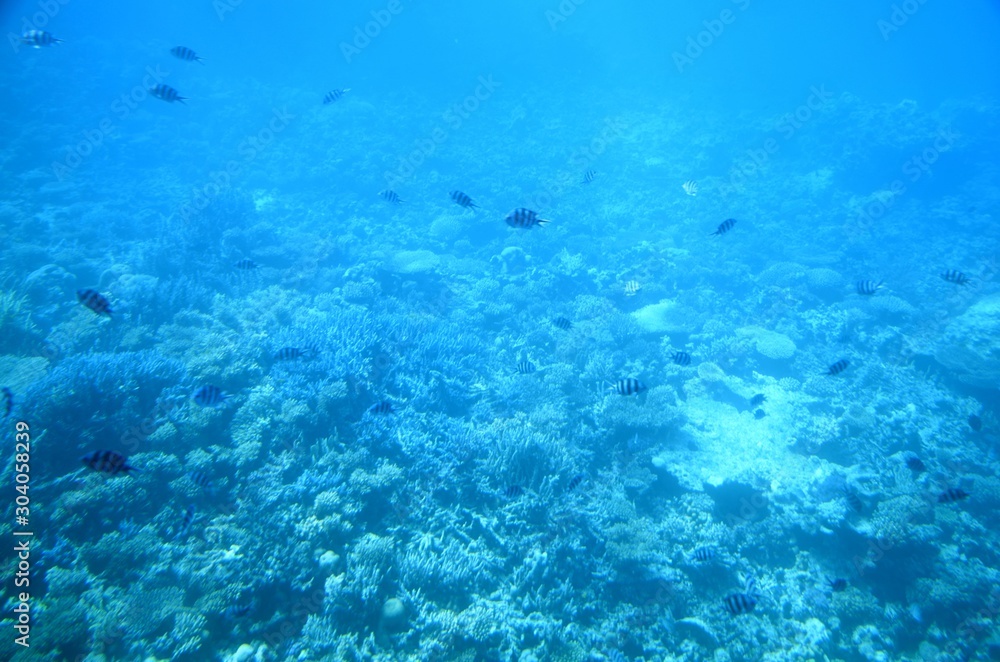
[170,46,204,63]
[450,190,478,209]
[193,385,230,407]
[505,208,550,229]
[21,30,62,48]
[81,450,138,476]
[323,88,351,104]
[78,289,112,316]
[150,84,187,104]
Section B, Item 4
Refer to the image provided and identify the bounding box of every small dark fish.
[828,577,847,592]
[150,83,187,104]
[188,471,213,489]
[754,409,766,420]
[234,258,257,270]
[856,280,883,296]
[826,359,850,376]
[938,487,969,504]
[567,474,585,491]
[724,592,757,615]
[505,208,550,229]
[671,351,691,366]
[583,169,597,184]
[367,400,393,415]
[81,450,137,475]
[504,485,523,499]
[711,218,737,236]
[516,361,536,374]
[749,394,766,407]
[968,414,982,432]
[941,270,970,286]
[170,46,204,63]
[379,189,403,204]
[608,378,647,396]
[1,387,11,418]
[176,504,196,539]
[842,486,863,513]
[323,88,351,104]
[449,190,478,209]
[693,547,715,562]
[905,455,926,473]
[193,385,229,407]
[78,289,112,316]
[21,30,62,48]
[553,317,573,331]
[274,347,311,361]
[224,603,252,619]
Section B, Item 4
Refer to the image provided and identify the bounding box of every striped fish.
[567,474,584,491]
[175,504,196,540]
[78,289,112,316]
[693,547,716,562]
[608,378,647,396]
[583,169,597,184]
[379,189,403,204]
[856,279,883,295]
[671,351,692,366]
[724,591,757,615]
[170,46,204,63]
[711,218,737,236]
[150,84,187,104]
[2,387,12,418]
[193,385,229,407]
[449,190,478,209]
[941,269,970,286]
[553,317,572,331]
[826,359,850,376]
[624,280,641,296]
[323,88,351,104]
[516,361,536,374]
[274,347,311,361]
[81,450,137,475]
[368,400,393,415]
[224,603,253,619]
[682,180,698,196]
[234,258,257,270]
[504,208,550,229]
[21,30,62,48]
[188,471,213,489]
[938,487,969,504]
[842,486,863,513]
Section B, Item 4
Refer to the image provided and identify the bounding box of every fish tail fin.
[537,218,551,226]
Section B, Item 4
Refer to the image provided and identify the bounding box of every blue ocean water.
[2,0,1000,660]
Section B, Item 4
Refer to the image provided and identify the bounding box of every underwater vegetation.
[2,6,1000,662]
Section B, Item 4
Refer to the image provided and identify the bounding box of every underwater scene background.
[2,0,1000,660]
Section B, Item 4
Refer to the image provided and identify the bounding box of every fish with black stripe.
[188,471,213,489]
[941,270,971,286]
[170,46,204,63]
[553,317,573,331]
[81,450,138,476]
[608,378,647,396]
[175,504,197,540]
[367,400,393,415]
[1,387,12,418]
[567,474,585,491]
[671,351,692,366]
[150,84,187,104]
[856,280,883,296]
[938,487,969,504]
[693,547,716,562]
[724,576,759,615]
[234,258,257,270]
[274,347,315,361]
[826,359,850,376]
[193,385,230,407]
[516,361,537,375]
[449,190,478,210]
[583,169,597,184]
[505,208,550,229]
[842,485,863,513]
[711,218,737,236]
[78,289,112,316]
[21,30,62,48]
[323,88,351,104]
[379,189,403,204]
